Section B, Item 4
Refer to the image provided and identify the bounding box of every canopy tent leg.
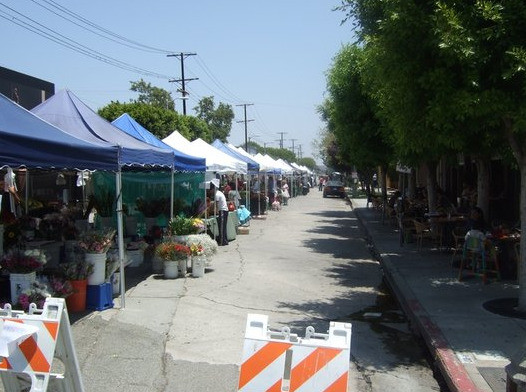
[115,170,126,309]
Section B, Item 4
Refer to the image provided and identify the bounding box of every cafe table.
[426,213,468,249]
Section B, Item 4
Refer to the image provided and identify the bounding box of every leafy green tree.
[193,96,234,142]
[322,44,394,200]
[297,157,317,171]
[130,79,175,110]
[264,146,296,163]
[432,0,526,310]
[98,101,177,137]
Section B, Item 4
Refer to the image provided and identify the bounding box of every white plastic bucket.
[85,252,107,285]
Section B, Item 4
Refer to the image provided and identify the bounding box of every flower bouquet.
[78,228,116,254]
[155,242,191,261]
[47,276,73,298]
[17,281,50,311]
[59,260,94,281]
[168,216,206,236]
[156,241,191,278]
[0,249,47,274]
[189,243,204,256]
[186,234,218,259]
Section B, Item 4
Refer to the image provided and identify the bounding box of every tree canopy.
[193,96,234,142]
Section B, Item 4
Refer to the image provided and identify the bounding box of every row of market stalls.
[0,89,312,307]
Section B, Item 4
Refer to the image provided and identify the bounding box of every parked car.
[323,181,346,198]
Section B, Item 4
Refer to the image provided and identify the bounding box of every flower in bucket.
[0,249,47,274]
[192,218,206,234]
[155,242,191,261]
[59,260,94,281]
[186,234,218,258]
[189,243,204,256]
[47,276,74,298]
[17,281,51,311]
[168,215,204,236]
[78,228,116,254]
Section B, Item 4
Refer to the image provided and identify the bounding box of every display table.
[206,211,238,241]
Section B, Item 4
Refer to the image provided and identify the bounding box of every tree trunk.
[504,118,526,311]
[475,157,491,221]
[519,168,526,311]
[407,170,416,199]
[425,161,438,213]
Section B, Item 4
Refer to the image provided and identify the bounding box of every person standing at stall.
[209,180,229,246]
[1,168,21,222]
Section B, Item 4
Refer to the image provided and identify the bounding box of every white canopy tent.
[190,138,247,174]
[164,132,246,174]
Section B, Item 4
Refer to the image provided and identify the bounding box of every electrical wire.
[30,0,174,54]
[0,3,174,79]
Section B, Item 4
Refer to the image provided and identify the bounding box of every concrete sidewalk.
[351,197,526,392]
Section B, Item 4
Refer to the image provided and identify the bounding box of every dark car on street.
[323,180,346,198]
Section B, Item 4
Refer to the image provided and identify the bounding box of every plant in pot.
[155,241,191,279]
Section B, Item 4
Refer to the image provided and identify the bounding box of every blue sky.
[0,1,354,162]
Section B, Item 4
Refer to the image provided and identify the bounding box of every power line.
[0,3,173,79]
[30,0,174,54]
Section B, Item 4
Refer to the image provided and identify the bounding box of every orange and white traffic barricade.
[0,297,84,392]
[238,313,352,392]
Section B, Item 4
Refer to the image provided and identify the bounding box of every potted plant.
[155,242,191,278]
[78,228,116,286]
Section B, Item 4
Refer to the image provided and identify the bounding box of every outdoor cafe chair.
[412,219,442,251]
[450,226,468,267]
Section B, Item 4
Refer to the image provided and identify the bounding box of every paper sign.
[0,320,39,357]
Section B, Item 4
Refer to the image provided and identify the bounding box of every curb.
[353,206,485,392]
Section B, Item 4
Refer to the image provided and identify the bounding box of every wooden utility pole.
[236,103,254,151]
[167,52,197,115]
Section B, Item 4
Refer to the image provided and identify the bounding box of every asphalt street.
[33,190,441,391]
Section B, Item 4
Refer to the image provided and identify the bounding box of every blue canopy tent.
[111,113,205,172]
[31,89,177,308]
[211,139,259,173]
[31,89,175,168]
[111,113,206,224]
[0,92,118,171]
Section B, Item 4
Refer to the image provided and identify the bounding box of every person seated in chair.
[467,206,487,233]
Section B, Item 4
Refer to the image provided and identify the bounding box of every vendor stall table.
[206,211,239,242]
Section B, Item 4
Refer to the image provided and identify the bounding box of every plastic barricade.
[238,314,352,392]
[0,297,84,392]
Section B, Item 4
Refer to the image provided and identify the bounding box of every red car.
[323,181,346,198]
